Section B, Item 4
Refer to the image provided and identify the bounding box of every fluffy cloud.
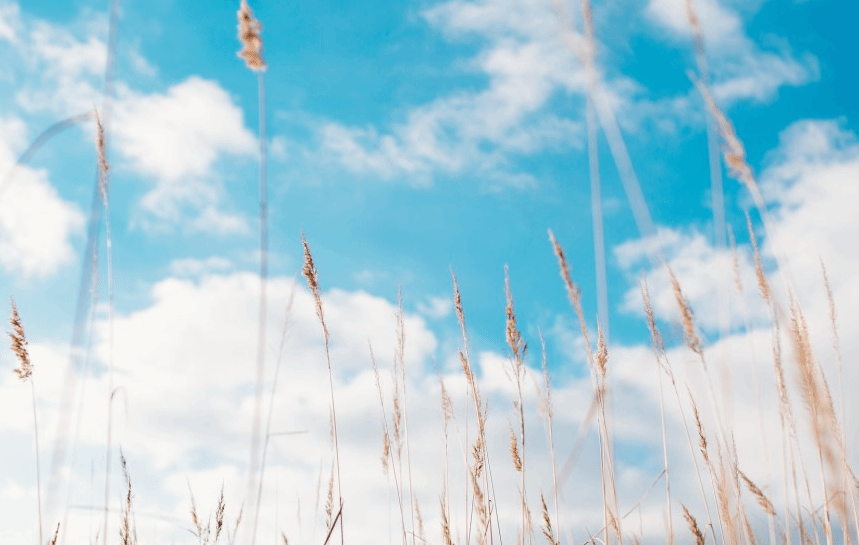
[646,0,818,106]
[316,0,586,187]
[112,77,256,184]
[313,0,818,187]
[3,5,256,234]
[0,116,84,278]
[111,76,257,233]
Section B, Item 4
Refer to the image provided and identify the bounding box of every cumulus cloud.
[110,77,257,233]
[112,77,256,184]
[312,0,818,187]
[316,0,586,187]
[646,0,818,106]
[0,116,84,278]
[3,6,256,234]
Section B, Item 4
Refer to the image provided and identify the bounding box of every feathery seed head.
[9,298,32,382]
[94,108,109,207]
[237,0,266,71]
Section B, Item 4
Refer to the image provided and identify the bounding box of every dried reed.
[94,106,118,545]
[303,234,343,544]
[9,298,43,545]
[119,452,137,545]
[739,470,776,517]
[537,332,561,545]
[242,0,271,537]
[504,266,530,545]
[370,342,408,544]
[237,0,266,71]
[682,504,706,545]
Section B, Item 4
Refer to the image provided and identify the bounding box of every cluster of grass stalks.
[3,0,857,545]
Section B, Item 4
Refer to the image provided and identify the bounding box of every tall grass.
[2,0,856,545]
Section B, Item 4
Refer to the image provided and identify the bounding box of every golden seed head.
[9,298,32,382]
[237,0,266,71]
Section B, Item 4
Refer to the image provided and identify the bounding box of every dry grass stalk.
[510,423,523,473]
[684,0,707,79]
[370,342,408,543]
[382,424,392,476]
[691,76,764,207]
[641,279,676,545]
[302,233,329,345]
[9,297,32,381]
[452,270,492,543]
[505,266,530,545]
[470,460,489,545]
[302,234,343,542]
[682,505,706,545]
[188,483,203,539]
[325,470,335,531]
[394,289,419,545]
[788,298,844,545]
[237,0,266,71]
[595,324,608,382]
[540,494,558,545]
[441,496,455,545]
[820,262,859,545]
[689,393,710,467]
[547,230,594,370]
[745,212,771,307]
[727,225,743,294]
[537,332,561,543]
[229,502,244,545]
[9,298,43,545]
[667,267,703,357]
[215,485,226,543]
[551,230,621,545]
[371,347,391,479]
[739,470,776,516]
[94,108,109,205]
[714,454,739,545]
[120,452,137,545]
[48,522,60,545]
[439,371,454,427]
[437,368,454,544]
[743,516,759,545]
[820,262,841,367]
[415,500,425,543]
[642,279,723,545]
[392,367,404,460]
[96,101,117,545]
[505,265,527,363]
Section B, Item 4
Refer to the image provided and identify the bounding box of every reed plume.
[237,0,266,71]
[9,298,43,545]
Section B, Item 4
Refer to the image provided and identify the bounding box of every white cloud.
[4,6,255,234]
[113,77,256,183]
[0,2,18,42]
[645,0,818,106]
[316,0,586,187]
[111,76,257,233]
[0,116,84,278]
[645,0,742,46]
[169,256,233,277]
[417,295,453,320]
[614,226,770,333]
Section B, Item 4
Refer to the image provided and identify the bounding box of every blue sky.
[1,0,858,543]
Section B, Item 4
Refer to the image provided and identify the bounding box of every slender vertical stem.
[249,67,268,545]
[30,378,44,545]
